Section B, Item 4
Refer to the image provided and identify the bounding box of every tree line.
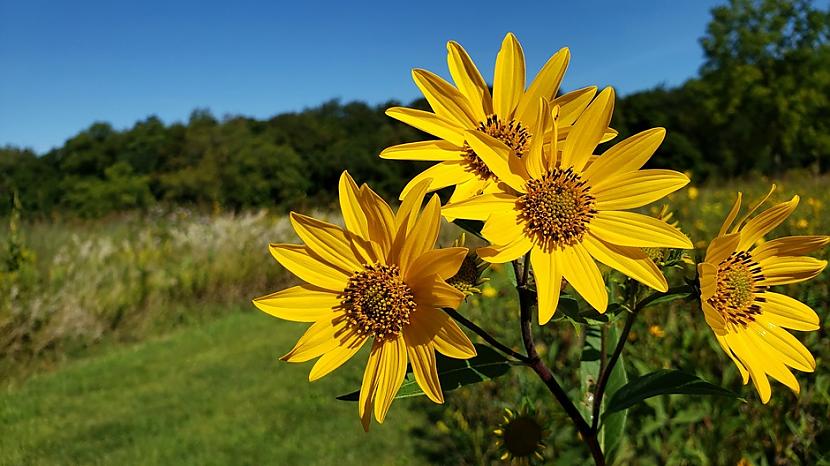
[1,0,828,218]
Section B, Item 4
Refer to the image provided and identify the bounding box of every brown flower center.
[502,416,544,458]
[709,251,767,326]
[462,114,531,181]
[341,264,416,341]
[516,167,596,251]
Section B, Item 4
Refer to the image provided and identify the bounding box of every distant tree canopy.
[1,0,828,217]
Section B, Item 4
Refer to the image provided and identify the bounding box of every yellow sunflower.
[442,88,692,323]
[380,32,615,204]
[253,171,476,430]
[698,187,828,402]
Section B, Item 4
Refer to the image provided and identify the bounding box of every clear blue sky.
[0,0,725,154]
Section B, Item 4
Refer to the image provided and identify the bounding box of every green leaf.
[578,326,602,420]
[603,369,742,416]
[640,286,694,309]
[452,219,485,239]
[601,324,628,463]
[336,344,512,402]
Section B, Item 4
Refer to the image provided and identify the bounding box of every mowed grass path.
[0,309,426,465]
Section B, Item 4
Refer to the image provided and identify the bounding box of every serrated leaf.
[603,369,742,416]
[640,289,693,309]
[336,344,512,402]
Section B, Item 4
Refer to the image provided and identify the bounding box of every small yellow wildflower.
[481,285,498,298]
[648,325,665,338]
[688,186,699,200]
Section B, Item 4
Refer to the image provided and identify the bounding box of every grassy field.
[0,308,425,466]
[1,172,828,464]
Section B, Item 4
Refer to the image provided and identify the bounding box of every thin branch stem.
[442,307,531,364]
[514,256,606,466]
[590,285,694,431]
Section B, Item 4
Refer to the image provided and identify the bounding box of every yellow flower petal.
[477,235,534,264]
[405,247,467,282]
[463,130,528,192]
[399,161,475,200]
[523,98,550,179]
[583,234,667,292]
[405,337,444,403]
[725,332,772,403]
[412,68,477,127]
[447,178,486,205]
[759,292,820,331]
[559,243,608,312]
[758,256,827,285]
[374,335,408,423]
[749,320,815,372]
[592,170,690,210]
[253,284,340,322]
[481,211,524,245]
[493,32,525,120]
[411,274,465,309]
[737,196,799,250]
[398,195,442,273]
[718,192,743,237]
[553,86,597,126]
[752,235,830,261]
[385,107,466,146]
[530,247,562,324]
[447,40,492,121]
[743,329,801,395]
[698,262,719,301]
[583,128,666,184]
[442,192,518,221]
[397,178,432,233]
[560,87,614,172]
[380,140,464,161]
[269,243,350,291]
[358,184,395,257]
[590,211,693,249]
[715,334,748,383]
[704,232,740,264]
[309,334,368,381]
[359,341,383,431]
[701,300,727,334]
[280,313,350,363]
[405,305,474,360]
[515,47,569,126]
[290,212,366,272]
[339,171,370,241]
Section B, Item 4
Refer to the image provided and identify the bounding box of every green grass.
[0,308,425,466]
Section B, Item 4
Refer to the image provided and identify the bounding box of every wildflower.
[698,187,828,402]
[253,172,476,429]
[494,407,548,464]
[648,325,665,338]
[446,234,489,295]
[443,90,692,323]
[381,33,614,204]
[481,285,498,298]
[688,186,699,200]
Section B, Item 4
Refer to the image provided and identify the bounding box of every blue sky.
[0,0,725,154]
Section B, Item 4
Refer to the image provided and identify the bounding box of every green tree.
[699,0,830,174]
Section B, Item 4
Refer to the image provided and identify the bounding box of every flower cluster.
[253,33,827,443]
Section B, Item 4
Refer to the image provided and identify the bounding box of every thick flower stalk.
[381,32,615,204]
[698,187,828,402]
[253,171,476,430]
[442,88,693,323]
